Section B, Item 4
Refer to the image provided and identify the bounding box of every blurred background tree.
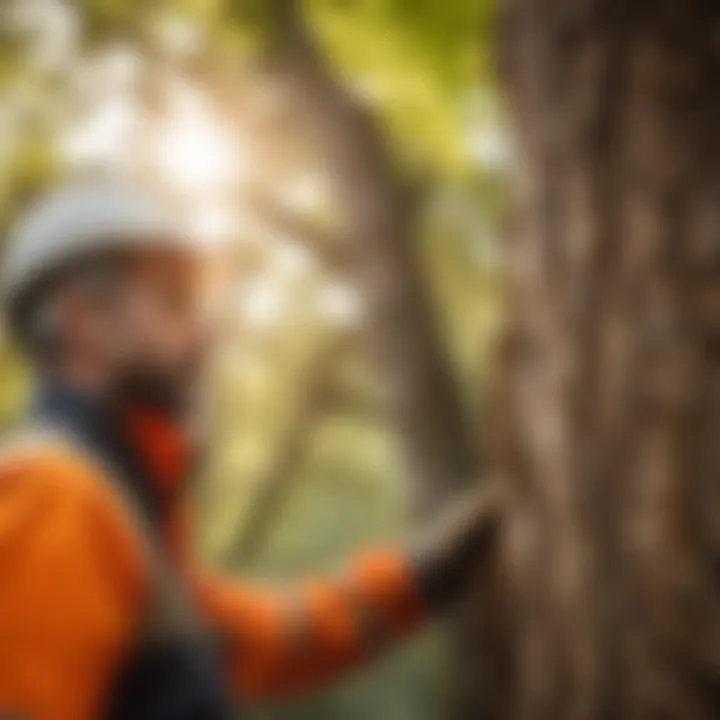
[0,1,507,718]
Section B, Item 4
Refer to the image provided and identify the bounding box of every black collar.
[33,383,165,527]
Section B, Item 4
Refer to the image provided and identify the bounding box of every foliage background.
[0,1,506,717]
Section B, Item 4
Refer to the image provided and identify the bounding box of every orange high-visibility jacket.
[0,402,426,719]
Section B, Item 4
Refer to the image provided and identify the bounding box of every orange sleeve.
[195,551,427,700]
[0,444,149,720]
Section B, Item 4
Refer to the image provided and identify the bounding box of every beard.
[111,360,215,478]
[112,351,206,421]
[114,368,195,420]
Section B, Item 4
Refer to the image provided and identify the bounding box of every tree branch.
[266,0,479,510]
[232,334,350,564]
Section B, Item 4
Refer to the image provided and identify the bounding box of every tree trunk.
[267,0,478,511]
[266,5,490,715]
[486,1,720,718]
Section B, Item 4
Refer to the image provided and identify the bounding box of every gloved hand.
[410,482,505,610]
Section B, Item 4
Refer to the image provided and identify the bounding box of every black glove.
[410,483,504,610]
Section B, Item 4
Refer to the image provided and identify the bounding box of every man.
[0,178,499,719]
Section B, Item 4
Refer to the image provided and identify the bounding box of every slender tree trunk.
[267,0,478,510]
[484,2,720,718]
[266,7,490,716]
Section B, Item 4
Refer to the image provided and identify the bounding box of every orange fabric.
[195,551,426,699]
[127,413,430,698]
[125,409,192,563]
[0,411,427,715]
[0,443,149,720]
[124,409,191,498]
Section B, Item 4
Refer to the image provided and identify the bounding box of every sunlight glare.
[272,238,315,278]
[318,283,363,326]
[190,203,237,245]
[237,279,286,329]
[156,83,246,196]
[63,97,138,166]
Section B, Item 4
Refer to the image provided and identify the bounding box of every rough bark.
[486,1,720,718]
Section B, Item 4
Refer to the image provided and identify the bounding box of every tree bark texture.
[487,1,720,718]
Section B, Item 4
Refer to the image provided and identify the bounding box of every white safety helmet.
[0,177,194,337]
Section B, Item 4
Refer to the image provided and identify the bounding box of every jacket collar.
[33,382,192,525]
[124,406,192,497]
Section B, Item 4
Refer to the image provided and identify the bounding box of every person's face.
[108,248,211,412]
[57,246,214,415]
